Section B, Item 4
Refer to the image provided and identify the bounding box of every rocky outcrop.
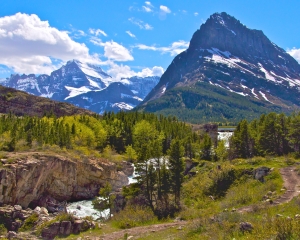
[121,161,134,176]
[41,219,95,240]
[0,205,32,232]
[0,152,128,208]
[253,166,271,182]
[0,204,95,239]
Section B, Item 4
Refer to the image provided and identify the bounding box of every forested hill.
[0,85,93,117]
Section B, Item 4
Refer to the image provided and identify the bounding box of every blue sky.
[0,0,300,79]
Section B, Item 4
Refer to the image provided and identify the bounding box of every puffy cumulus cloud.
[145,1,153,6]
[126,30,136,38]
[194,12,199,16]
[0,13,99,74]
[138,66,164,77]
[89,28,107,37]
[136,40,189,56]
[128,17,153,30]
[160,5,171,14]
[159,5,171,20]
[288,48,300,63]
[90,38,133,61]
[107,62,163,81]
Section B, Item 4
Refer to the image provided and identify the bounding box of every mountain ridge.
[0,60,160,114]
[140,12,300,123]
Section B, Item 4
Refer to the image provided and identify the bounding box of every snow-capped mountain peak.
[0,60,160,114]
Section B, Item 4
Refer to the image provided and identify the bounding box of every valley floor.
[65,164,300,240]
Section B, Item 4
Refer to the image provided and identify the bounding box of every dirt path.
[98,221,187,240]
[238,166,300,213]
[275,167,300,203]
[95,166,300,239]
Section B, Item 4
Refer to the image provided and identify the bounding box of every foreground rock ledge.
[0,152,128,208]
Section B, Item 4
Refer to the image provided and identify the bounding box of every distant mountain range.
[0,60,160,114]
[139,12,300,123]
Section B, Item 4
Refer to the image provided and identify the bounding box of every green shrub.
[111,205,158,229]
[19,213,39,232]
[0,224,7,235]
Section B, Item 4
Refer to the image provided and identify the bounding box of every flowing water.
[67,199,109,220]
[218,131,233,147]
[66,164,136,219]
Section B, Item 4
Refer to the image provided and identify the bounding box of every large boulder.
[253,167,271,182]
[121,161,134,176]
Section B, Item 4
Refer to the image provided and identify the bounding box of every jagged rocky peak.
[189,12,299,68]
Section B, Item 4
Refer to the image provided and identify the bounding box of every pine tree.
[168,139,184,207]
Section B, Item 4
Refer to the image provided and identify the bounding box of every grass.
[110,205,160,229]
[18,213,39,232]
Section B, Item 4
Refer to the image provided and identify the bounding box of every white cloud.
[194,12,199,16]
[107,62,163,81]
[129,17,153,30]
[136,40,189,56]
[143,6,152,12]
[89,28,107,37]
[90,38,133,61]
[77,30,86,36]
[0,12,99,74]
[288,48,300,63]
[160,5,171,14]
[143,1,153,12]
[126,31,136,38]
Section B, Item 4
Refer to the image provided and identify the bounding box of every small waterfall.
[67,164,137,219]
[128,164,138,184]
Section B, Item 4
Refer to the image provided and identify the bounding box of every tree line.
[229,112,300,158]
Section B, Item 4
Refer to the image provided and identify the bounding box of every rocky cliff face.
[0,152,128,208]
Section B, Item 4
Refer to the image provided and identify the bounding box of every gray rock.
[7,231,17,239]
[14,205,22,211]
[253,167,270,182]
[59,221,72,236]
[40,207,49,215]
[239,222,253,232]
[41,222,60,240]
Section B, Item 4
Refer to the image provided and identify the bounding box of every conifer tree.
[168,139,184,207]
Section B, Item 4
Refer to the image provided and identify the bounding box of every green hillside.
[138,82,291,124]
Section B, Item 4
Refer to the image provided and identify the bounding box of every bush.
[19,213,39,232]
[0,224,7,235]
[111,205,158,229]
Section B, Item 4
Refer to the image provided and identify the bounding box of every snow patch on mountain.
[112,102,134,110]
[258,63,276,82]
[251,88,259,99]
[259,91,274,104]
[64,86,92,100]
